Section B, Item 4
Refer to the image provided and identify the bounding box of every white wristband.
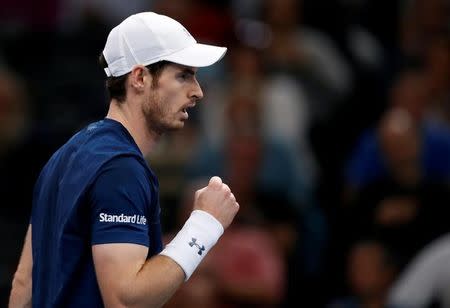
[160,210,224,280]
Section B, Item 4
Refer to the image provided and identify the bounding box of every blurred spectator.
[59,0,153,31]
[0,68,42,220]
[261,0,353,121]
[206,224,286,307]
[387,233,450,308]
[344,71,450,196]
[343,105,450,263]
[260,73,318,191]
[328,240,398,308]
[424,35,450,125]
[0,70,29,155]
[339,68,450,287]
[343,179,450,269]
[400,0,450,62]
[390,70,430,121]
[0,0,60,32]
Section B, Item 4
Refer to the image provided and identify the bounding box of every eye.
[177,70,195,82]
[177,72,188,81]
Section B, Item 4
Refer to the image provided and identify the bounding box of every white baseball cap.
[102,12,227,77]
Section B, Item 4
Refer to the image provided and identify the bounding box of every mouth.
[181,102,196,118]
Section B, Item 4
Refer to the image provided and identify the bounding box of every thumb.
[194,187,206,199]
[209,176,223,189]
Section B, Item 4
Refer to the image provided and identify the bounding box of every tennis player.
[9,12,238,308]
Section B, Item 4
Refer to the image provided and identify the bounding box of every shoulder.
[94,155,154,189]
[77,119,153,180]
[88,155,157,218]
[50,119,142,168]
[84,120,142,156]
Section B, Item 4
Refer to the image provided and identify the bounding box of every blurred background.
[1,0,449,307]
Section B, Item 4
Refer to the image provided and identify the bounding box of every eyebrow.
[182,68,196,76]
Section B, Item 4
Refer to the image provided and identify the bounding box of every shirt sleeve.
[89,156,151,247]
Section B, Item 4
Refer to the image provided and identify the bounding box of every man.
[9,12,239,307]
[328,240,398,308]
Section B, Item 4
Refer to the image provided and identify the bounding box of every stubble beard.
[142,90,181,137]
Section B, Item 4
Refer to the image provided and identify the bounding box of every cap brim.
[162,43,227,67]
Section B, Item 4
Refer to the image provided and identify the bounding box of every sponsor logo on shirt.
[99,213,147,225]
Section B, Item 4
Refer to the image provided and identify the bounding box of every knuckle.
[222,183,231,192]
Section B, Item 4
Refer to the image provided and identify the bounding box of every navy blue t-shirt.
[31,119,163,307]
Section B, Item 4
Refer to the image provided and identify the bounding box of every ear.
[128,66,150,92]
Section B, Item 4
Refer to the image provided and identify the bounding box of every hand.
[193,176,239,229]
[375,197,418,226]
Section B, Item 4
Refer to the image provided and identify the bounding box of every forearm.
[119,255,185,308]
[9,271,32,308]
[94,243,187,308]
[98,211,223,307]
[9,225,32,308]
[115,211,222,307]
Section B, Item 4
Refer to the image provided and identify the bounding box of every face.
[142,63,203,135]
[348,243,394,298]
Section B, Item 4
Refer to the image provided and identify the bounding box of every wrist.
[160,210,224,280]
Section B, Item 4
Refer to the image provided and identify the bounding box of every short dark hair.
[99,53,170,103]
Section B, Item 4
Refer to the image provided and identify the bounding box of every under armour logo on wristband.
[189,238,205,255]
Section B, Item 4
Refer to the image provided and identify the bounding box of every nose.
[190,78,204,102]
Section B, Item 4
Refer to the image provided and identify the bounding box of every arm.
[93,176,238,308]
[9,224,32,308]
[93,244,184,308]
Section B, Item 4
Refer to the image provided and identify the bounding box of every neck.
[106,99,160,157]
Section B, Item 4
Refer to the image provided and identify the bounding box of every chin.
[167,121,185,131]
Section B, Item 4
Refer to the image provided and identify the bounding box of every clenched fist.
[193,176,239,229]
